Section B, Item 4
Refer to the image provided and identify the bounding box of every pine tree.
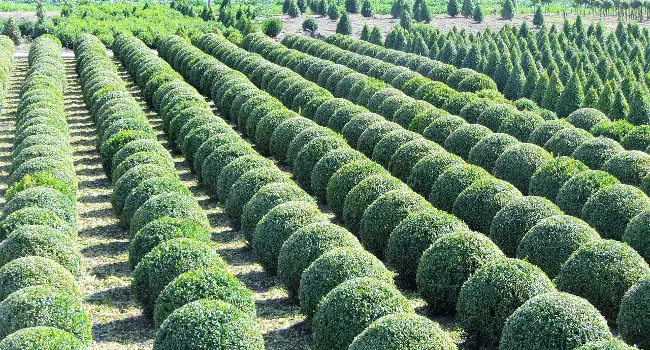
[420,1,432,22]
[369,26,383,45]
[542,72,564,111]
[36,0,45,24]
[627,83,650,125]
[413,33,430,56]
[447,0,459,17]
[494,53,513,91]
[462,45,481,70]
[318,0,328,15]
[462,0,474,17]
[412,0,423,20]
[400,8,413,30]
[473,5,483,23]
[345,0,360,13]
[287,0,301,17]
[521,67,540,99]
[501,0,515,20]
[532,73,550,106]
[533,6,544,28]
[504,61,526,100]
[283,0,292,13]
[392,0,406,18]
[360,23,371,41]
[328,4,341,19]
[336,11,352,34]
[361,0,374,17]
[297,0,307,13]
[556,72,584,118]
[439,41,457,64]
[609,88,630,121]
[597,83,614,115]
[584,88,599,108]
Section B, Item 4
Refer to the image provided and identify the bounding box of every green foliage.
[0,256,79,302]
[343,174,404,234]
[327,160,386,217]
[262,18,283,37]
[617,276,650,350]
[473,5,483,22]
[447,0,459,17]
[361,0,374,17]
[302,18,318,32]
[493,143,552,194]
[345,0,360,13]
[556,73,584,118]
[572,137,624,169]
[444,124,492,160]
[582,183,650,240]
[0,326,85,350]
[528,156,589,201]
[544,127,593,157]
[566,108,610,131]
[556,170,620,217]
[602,150,650,187]
[533,6,544,27]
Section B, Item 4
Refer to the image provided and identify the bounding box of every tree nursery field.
[0,0,647,349]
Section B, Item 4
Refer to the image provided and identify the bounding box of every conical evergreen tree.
[609,88,630,121]
[462,45,481,70]
[336,11,352,34]
[369,26,383,45]
[400,8,413,30]
[501,0,515,19]
[533,6,544,28]
[317,0,328,15]
[283,0,291,13]
[345,0,360,13]
[483,50,500,77]
[542,71,564,111]
[494,53,513,90]
[597,83,614,115]
[521,67,540,99]
[328,4,341,19]
[556,72,584,118]
[361,0,374,17]
[297,0,307,12]
[627,83,650,125]
[462,0,474,17]
[360,23,371,41]
[473,5,483,23]
[584,69,603,93]
[584,88,599,108]
[439,41,457,64]
[392,0,406,18]
[447,0,459,17]
[413,33,430,56]
[505,61,526,100]
[420,0,432,22]
[287,0,301,17]
[532,72,550,106]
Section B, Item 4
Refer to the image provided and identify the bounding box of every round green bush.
[359,189,432,258]
[129,217,211,269]
[528,120,574,146]
[342,174,405,234]
[111,139,170,172]
[623,210,650,263]
[422,115,468,144]
[453,178,523,233]
[356,121,401,157]
[255,110,300,155]
[498,111,545,142]
[371,130,421,168]
[556,170,620,217]
[590,120,635,142]
[517,214,600,277]
[216,155,275,201]
[0,285,91,345]
[153,267,254,327]
[456,258,556,349]
[327,160,386,217]
[299,247,393,319]
[467,133,518,172]
[388,139,442,181]
[311,148,365,201]
[293,135,347,189]
[0,207,72,240]
[121,177,190,228]
[617,276,650,349]
[1,186,76,227]
[499,292,611,350]
[132,238,226,317]
[154,299,264,350]
[129,193,208,237]
[442,92,479,116]
[407,152,464,196]
[567,108,611,130]
[429,163,490,212]
[278,222,361,298]
[112,164,178,215]
[444,124,492,160]
[575,340,638,350]
[544,127,594,157]
[328,104,369,133]
[581,184,650,240]
[493,143,553,194]
[477,103,518,132]
[348,313,458,350]
[200,142,255,196]
[269,117,317,162]
[489,196,562,257]
[314,98,353,126]
[111,151,175,185]
[417,231,504,314]
[252,201,327,274]
[571,137,625,169]
[0,326,85,350]
[340,114,383,148]
[223,167,286,223]
[555,239,650,320]
[312,277,412,350]
[393,101,433,127]
[286,127,335,167]
[602,150,650,187]
[0,225,81,277]
[621,125,650,151]
[0,256,79,302]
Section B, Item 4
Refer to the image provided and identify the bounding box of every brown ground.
[0,10,58,21]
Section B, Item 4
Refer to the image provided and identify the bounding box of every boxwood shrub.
[429,164,490,212]
[617,276,650,349]
[575,340,638,350]
[528,120,574,146]
[223,167,286,223]
[556,170,620,217]
[623,210,650,262]
[342,174,405,234]
[1,186,76,227]
[388,139,442,181]
[621,125,650,151]
[567,108,610,130]
[545,127,594,157]
[112,164,178,215]
[312,277,412,350]
[602,150,650,187]
[456,258,556,349]
[111,152,175,185]
[311,148,365,201]
[0,207,72,240]
[590,120,635,142]
[407,152,464,196]
[499,292,611,350]
[443,124,492,160]
[326,160,386,217]
[422,115,468,144]
[214,155,274,204]
[356,121,401,157]
[0,326,85,350]
[467,133,518,172]
[571,137,625,169]
[493,143,552,193]
[0,256,79,302]
[269,117,317,162]
[477,104,518,132]
[581,184,650,240]
[371,130,421,168]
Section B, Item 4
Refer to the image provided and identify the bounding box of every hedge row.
[0,35,14,114]
[152,33,466,350]
[0,35,92,348]
[189,33,650,349]
[75,33,261,349]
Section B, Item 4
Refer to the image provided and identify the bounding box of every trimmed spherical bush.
[200,142,255,196]
[0,225,81,277]
[131,238,226,317]
[286,127,336,167]
[314,98,350,126]
[216,155,274,203]
[571,137,624,169]
[311,148,365,201]
[623,210,650,262]
[269,117,317,162]
[489,196,562,257]
[348,313,458,350]
[0,285,91,345]
[422,115,468,144]
[555,239,650,320]
[556,170,620,217]
[252,201,327,274]
[112,164,178,215]
[416,231,504,314]
[129,193,208,237]
[121,177,190,228]
[498,111,545,142]
[343,174,405,234]
[499,292,611,350]
[153,267,255,327]
[328,104,369,133]
[359,190,432,258]
[477,104,518,132]
[621,125,650,151]
[388,139,442,181]
[111,151,175,185]
[453,178,523,234]
[293,136,347,189]
[602,150,650,187]
[575,340,638,350]
[0,326,85,349]
[443,92,479,115]
[1,186,76,228]
[444,124,492,160]
[278,222,361,298]
[0,207,72,240]
[528,119,574,146]
[590,120,635,142]
[567,108,610,131]
[544,127,594,157]
[312,277,412,350]
[429,164,490,212]
[371,130,421,168]
[154,299,264,350]
[299,247,393,319]
[223,167,286,223]
[327,160,387,217]
[356,121,401,157]
[467,132,518,172]
[407,152,464,196]
[518,214,599,277]
[581,184,650,240]
[493,143,553,194]
[617,276,650,349]
[0,256,79,302]
[457,258,556,349]
[129,217,211,269]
